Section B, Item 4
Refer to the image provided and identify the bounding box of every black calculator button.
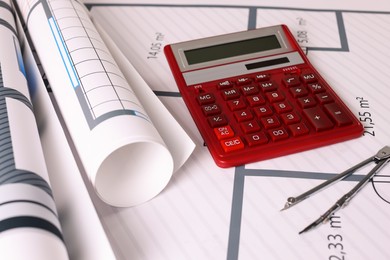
[303,107,334,131]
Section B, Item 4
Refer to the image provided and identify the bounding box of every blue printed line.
[48,17,80,89]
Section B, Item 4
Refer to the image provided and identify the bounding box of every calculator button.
[273,101,293,114]
[247,94,266,106]
[241,120,261,134]
[316,93,334,104]
[234,109,253,122]
[241,85,259,95]
[268,127,289,141]
[222,88,240,100]
[202,104,221,116]
[283,75,300,87]
[266,90,285,103]
[298,96,317,108]
[301,72,317,83]
[255,73,270,82]
[208,114,228,128]
[261,115,281,129]
[227,98,247,111]
[218,80,234,89]
[324,103,353,126]
[245,132,268,147]
[308,82,325,93]
[214,125,235,140]
[259,81,278,92]
[290,86,308,98]
[289,122,309,136]
[303,107,334,131]
[197,93,215,105]
[220,137,245,152]
[236,77,251,85]
[253,105,273,118]
[281,112,301,125]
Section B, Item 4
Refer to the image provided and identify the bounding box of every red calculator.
[164,24,363,168]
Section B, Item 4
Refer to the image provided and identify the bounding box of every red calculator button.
[308,82,325,93]
[266,90,285,103]
[301,72,317,83]
[289,122,309,136]
[261,115,281,129]
[281,112,301,125]
[202,104,221,116]
[255,73,270,82]
[303,107,334,131]
[222,88,240,100]
[241,120,261,133]
[259,81,278,92]
[241,85,259,96]
[298,96,317,108]
[227,98,247,111]
[218,80,234,89]
[214,125,235,140]
[245,132,268,146]
[283,75,300,87]
[208,114,228,128]
[234,109,253,122]
[253,105,273,118]
[273,101,293,114]
[324,103,353,126]
[268,127,289,141]
[236,77,251,85]
[316,93,334,104]
[247,95,266,106]
[197,93,215,105]
[290,86,308,98]
[220,137,245,152]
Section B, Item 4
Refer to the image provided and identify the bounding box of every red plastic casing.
[164,24,363,168]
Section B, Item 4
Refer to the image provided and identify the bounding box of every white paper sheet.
[84,1,390,259]
[0,1,68,258]
[15,0,194,207]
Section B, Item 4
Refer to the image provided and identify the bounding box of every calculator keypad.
[192,68,361,166]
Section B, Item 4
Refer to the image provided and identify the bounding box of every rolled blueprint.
[0,0,68,259]
[14,0,194,207]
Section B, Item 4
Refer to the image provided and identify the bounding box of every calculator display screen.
[184,35,281,65]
